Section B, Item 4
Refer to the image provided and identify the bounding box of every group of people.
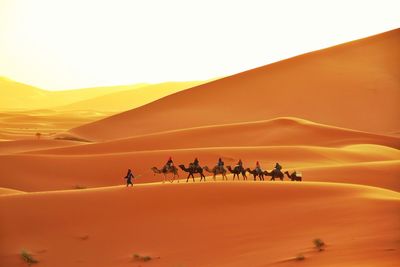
[164,156,282,173]
[125,157,285,187]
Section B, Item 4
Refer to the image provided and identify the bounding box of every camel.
[264,169,284,181]
[226,165,248,180]
[203,166,228,181]
[284,171,302,181]
[178,164,206,182]
[246,168,265,181]
[151,166,179,183]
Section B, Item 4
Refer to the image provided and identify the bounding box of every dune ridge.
[71,29,400,141]
[27,117,400,155]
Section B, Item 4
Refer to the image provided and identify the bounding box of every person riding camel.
[255,161,262,173]
[274,162,282,175]
[191,157,200,169]
[217,157,224,171]
[164,156,174,172]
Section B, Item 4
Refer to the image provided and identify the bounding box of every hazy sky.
[0,0,399,90]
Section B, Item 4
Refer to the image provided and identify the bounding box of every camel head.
[178,164,186,170]
[151,167,161,175]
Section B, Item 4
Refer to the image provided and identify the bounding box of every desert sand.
[0,29,399,267]
[0,183,399,267]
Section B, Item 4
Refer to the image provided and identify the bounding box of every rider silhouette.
[255,161,262,172]
[217,157,224,171]
[274,162,282,172]
[237,159,243,168]
[124,169,135,187]
[164,157,174,171]
[192,157,199,168]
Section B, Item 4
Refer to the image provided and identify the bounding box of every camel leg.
[186,173,190,183]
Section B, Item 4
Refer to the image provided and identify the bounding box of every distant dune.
[72,29,400,141]
[57,81,212,112]
[0,77,147,111]
[33,117,400,155]
[0,182,398,267]
[0,80,210,140]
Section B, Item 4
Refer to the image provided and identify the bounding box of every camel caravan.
[151,157,302,183]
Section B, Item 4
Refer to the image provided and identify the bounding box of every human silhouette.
[124,169,135,187]
[217,157,224,171]
[274,162,282,174]
[255,161,262,172]
[164,156,174,171]
[192,157,199,168]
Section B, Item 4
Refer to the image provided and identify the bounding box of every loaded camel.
[179,164,206,182]
[246,168,265,181]
[203,166,228,181]
[151,165,179,183]
[284,171,302,181]
[226,165,248,180]
[263,169,284,181]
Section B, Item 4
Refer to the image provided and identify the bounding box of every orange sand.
[0,182,399,267]
[0,30,399,267]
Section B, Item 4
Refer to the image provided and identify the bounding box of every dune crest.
[71,29,400,141]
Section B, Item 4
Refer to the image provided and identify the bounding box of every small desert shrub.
[313,238,325,251]
[295,253,305,261]
[74,185,87,189]
[20,249,38,265]
[133,253,152,262]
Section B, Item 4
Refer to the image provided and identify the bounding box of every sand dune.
[71,29,400,141]
[31,118,400,155]
[57,81,212,112]
[0,182,398,267]
[0,139,83,154]
[0,77,146,111]
[0,79,210,140]
[0,109,110,141]
[0,187,25,196]
[1,145,398,192]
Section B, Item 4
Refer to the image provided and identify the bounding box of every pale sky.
[0,0,399,90]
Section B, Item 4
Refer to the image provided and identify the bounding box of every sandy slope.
[72,29,400,141]
[31,118,400,155]
[0,77,146,111]
[57,81,211,112]
[0,80,209,140]
[0,182,398,267]
[0,139,84,154]
[1,146,398,192]
[0,109,110,140]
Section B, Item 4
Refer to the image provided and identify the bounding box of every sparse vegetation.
[295,253,305,261]
[35,132,41,140]
[313,238,326,251]
[133,253,153,262]
[79,235,89,240]
[20,249,38,265]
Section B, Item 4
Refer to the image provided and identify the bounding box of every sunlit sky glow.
[0,0,399,90]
